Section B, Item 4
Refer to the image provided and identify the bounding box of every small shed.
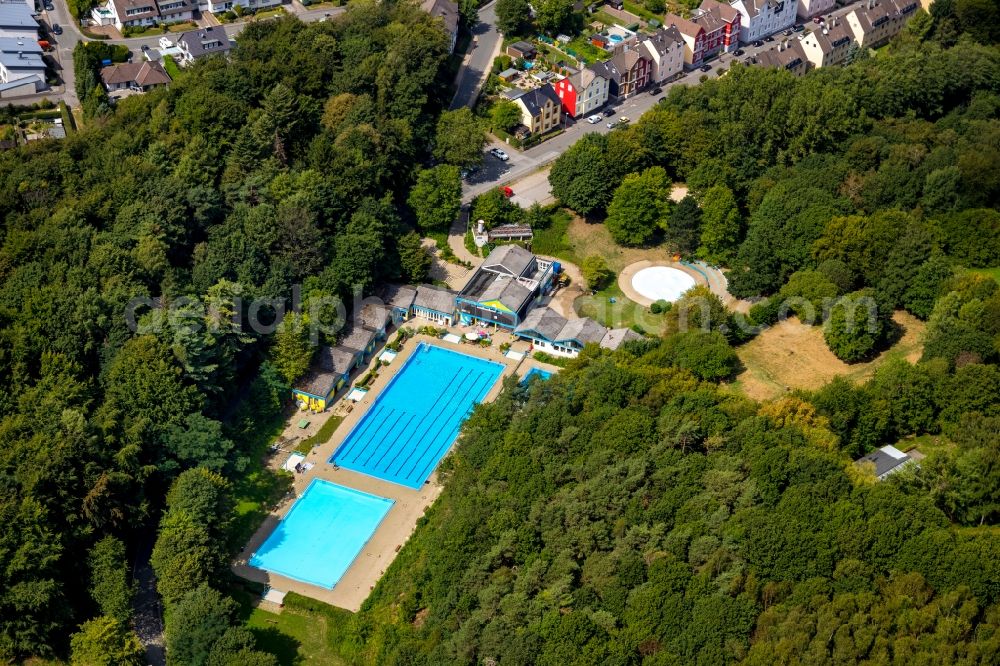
[498,67,520,82]
[507,40,537,60]
[591,34,610,48]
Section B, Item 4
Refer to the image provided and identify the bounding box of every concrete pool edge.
[232,334,534,612]
[247,478,396,590]
[328,342,506,489]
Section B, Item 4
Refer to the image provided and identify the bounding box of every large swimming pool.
[331,343,504,488]
[248,479,394,589]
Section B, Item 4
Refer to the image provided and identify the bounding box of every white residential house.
[0,36,45,93]
[800,16,854,67]
[197,0,280,14]
[796,0,835,20]
[553,66,609,118]
[638,25,685,83]
[156,0,194,24]
[107,0,160,30]
[514,307,642,358]
[845,0,917,49]
[731,0,799,44]
[176,26,232,64]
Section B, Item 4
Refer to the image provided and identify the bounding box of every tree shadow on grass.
[251,625,303,666]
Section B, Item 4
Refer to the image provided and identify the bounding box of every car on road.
[489,148,509,161]
[51,23,61,35]
[648,86,662,95]
[586,114,602,124]
[499,186,514,198]
[43,1,53,9]
[784,28,793,35]
[752,39,764,47]
[603,107,615,117]
[793,23,805,31]
[700,64,712,72]
[812,16,823,23]
[764,35,775,42]
[733,48,744,56]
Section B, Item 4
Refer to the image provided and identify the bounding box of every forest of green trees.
[334,9,1000,666]
[0,2,473,661]
[0,0,998,664]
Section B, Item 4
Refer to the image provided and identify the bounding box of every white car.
[586,114,602,124]
[489,148,509,161]
[158,37,174,49]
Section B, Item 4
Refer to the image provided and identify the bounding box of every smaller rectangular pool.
[248,479,394,590]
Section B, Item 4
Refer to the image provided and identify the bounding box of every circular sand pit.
[631,266,697,303]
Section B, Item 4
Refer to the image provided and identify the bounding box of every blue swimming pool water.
[248,479,393,590]
[331,343,504,488]
[521,367,553,384]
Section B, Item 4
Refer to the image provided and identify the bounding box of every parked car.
[141,44,150,51]
[586,114,602,124]
[752,39,764,47]
[700,64,712,72]
[489,148,509,161]
[812,16,823,23]
[733,48,745,56]
[793,23,805,31]
[764,35,775,42]
[619,116,630,124]
[499,186,514,198]
[649,86,662,95]
[43,1,53,10]
[784,29,793,35]
[159,37,174,49]
[51,23,61,35]
[603,107,615,117]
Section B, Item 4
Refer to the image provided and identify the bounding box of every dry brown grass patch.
[732,311,926,402]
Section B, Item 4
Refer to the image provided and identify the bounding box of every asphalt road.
[461,1,871,203]
[450,0,500,110]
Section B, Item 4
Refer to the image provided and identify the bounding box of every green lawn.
[228,411,292,549]
[163,57,182,79]
[565,35,609,64]
[576,281,666,334]
[970,266,1000,285]
[531,209,577,261]
[234,589,353,665]
[295,414,344,454]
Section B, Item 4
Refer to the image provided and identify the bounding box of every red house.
[667,0,740,67]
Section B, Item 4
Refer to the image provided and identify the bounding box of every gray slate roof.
[480,276,532,312]
[0,37,41,54]
[177,27,231,59]
[516,83,560,118]
[600,327,643,350]
[515,306,567,341]
[384,284,417,311]
[294,345,358,397]
[483,243,535,277]
[557,317,608,346]
[413,284,457,314]
[515,307,611,348]
[0,3,37,30]
[357,302,390,331]
[339,325,377,352]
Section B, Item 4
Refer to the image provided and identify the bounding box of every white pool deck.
[233,332,561,611]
